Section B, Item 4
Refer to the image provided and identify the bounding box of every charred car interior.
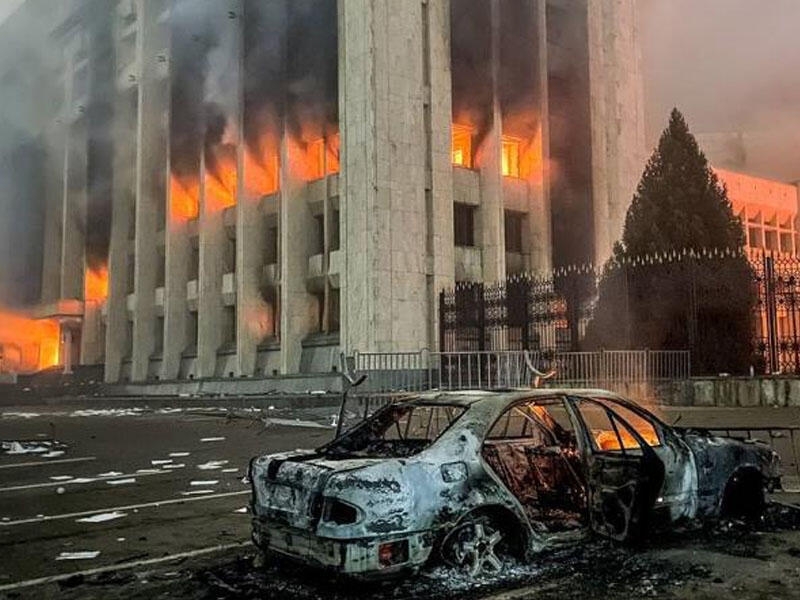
[249,390,782,579]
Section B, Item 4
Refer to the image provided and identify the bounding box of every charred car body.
[249,390,780,577]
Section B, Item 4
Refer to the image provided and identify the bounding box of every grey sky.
[642,0,800,180]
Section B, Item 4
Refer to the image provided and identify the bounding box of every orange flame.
[244,148,279,198]
[205,147,238,212]
[452,124,474,168]
[289,133,340,182]
[170,175,199,221]
[0,309,60,372]
[84,265,109,302]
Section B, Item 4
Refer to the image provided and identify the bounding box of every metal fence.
[352,349,690,393]
[754,253,800,374]
[440,249,800,376]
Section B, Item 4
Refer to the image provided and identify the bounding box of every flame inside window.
[0,310,60,372]
[502,138,520,178]
[452,125,473,168]
[84,265,109,302]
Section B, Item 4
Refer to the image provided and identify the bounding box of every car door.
[567,396,665,542]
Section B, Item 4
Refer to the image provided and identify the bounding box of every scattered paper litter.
[180,490,214,496]
[106,478,136,486]
[49,475,74,481]
[190,480,218,486]
[197,460,229,470]
[162,463,185,470]
[168,452,190,457]
[56,551,100,561]
[234,507,248,513]
[221,468,239,473]
[136,468,161,474]
[151,459,172,465]
[200,437,225,443]
[116,537,126,542]
[71,477,95,484]
[97,471,123,477]
[42,450,65,458]
[76,511,127,524]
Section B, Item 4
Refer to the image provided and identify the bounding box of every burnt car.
[249,390,780,578]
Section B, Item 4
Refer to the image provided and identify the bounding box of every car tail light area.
[378,539,409,568]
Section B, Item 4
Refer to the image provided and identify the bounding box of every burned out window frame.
[567,396,662,456]
[319,401,468,458]
[482,396,574,443]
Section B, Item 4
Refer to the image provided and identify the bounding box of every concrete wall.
[604,377,800,408]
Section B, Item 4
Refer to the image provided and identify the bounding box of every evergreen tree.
[583,109,756,374]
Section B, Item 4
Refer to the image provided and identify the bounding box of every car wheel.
[443,516,507,578]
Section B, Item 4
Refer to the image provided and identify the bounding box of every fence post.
[439,290,445,352]
[764,253,779,373]
[478,283,486,352]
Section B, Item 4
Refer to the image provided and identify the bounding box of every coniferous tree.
[583,109,756,374]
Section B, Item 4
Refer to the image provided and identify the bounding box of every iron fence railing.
[440,249,800,376]
[352,349,691,393]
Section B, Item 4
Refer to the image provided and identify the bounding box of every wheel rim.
[452,522,504,578]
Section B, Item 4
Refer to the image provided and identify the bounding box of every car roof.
[407,388,623,407]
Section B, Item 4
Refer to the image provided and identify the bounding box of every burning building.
[0,0,645,381]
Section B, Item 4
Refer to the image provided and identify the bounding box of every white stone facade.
[18,0,645,380]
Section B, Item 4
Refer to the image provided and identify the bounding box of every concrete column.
[197,153,226,378]
[104,88,137,382]
[131,0,169,381]
[478,0,506,283]
[587,0,646,265]
[80,302,103,365]
[426,0,455,349]
[236,10,268,377]
[161,9,191,382]
[525,0,552,274]
[197,4,241,378]
[61,117,87,301]
[339,0,432,354]
[279,137,316,373]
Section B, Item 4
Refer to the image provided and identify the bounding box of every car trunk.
[252,452,383,531]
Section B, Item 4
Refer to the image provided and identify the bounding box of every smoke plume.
[642,0,800,181]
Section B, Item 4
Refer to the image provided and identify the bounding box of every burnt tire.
[441,514,516,578]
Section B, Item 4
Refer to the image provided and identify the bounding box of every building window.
[189,243,199,280]
[314,213,325,255]
[505,211,524,253]
[156,248,165,287]
[452,125,473,168]
[126,257,135,294]
[329,288,340,332]
[154,317,164,352]
[502,138,520,178]
[223,306,236,346]
[330,209,340,251]
[224,234,236,273]
[454,203,476,247]
[265,225,278,265]
[186,311,198,350]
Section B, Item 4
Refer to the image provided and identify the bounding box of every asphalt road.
[0,402,798,599]
[0,406,334,598]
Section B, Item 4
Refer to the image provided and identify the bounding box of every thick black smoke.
[243,0,287,156]
[0,3,53,307]
[170,0,220,179]
[284,0,338,142]
[84,0,115,271]
[450,0,494,148]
